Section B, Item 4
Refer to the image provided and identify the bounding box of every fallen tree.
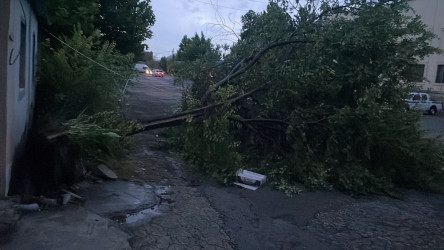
[134,87,264,132]
[168,0,444,194]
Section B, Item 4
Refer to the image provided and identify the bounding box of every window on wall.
[19,19,26,90]
[32,33,36,80]
[405,64,425,82]
[436,65,444,83]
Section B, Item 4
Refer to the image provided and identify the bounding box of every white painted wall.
[0,0,37,197]
[0,0,9,199]
[409,0,444,92]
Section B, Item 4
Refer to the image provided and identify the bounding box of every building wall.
[410,0,444,92]
[0,0,10,198]
[0,0,38,197]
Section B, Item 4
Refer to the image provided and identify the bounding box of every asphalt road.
[121,74,444,250]
[124,74,182,121]
[421,111,444,139]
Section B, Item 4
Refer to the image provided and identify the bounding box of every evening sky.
[148,0,269,59]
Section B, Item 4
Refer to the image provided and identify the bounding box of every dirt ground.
[118,74,444,249]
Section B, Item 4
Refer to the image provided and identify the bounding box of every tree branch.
[200,39,314,104]
[230,117,289,126]
[45,88,265,140]
[131,87,265,134]
[228,116,276,142]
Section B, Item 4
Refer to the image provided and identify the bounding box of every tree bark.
[133,87,264,133]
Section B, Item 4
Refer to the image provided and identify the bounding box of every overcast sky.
[147,0,269,59]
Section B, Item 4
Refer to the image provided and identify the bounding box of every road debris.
[96,164,118,180]
[62,194,71,206]
[13,203,40,212]
[61,189,86,206]
[234,169,266,191]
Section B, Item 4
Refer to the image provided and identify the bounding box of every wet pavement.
[121,74,444,249]
[2,74,444,249]
[118,76,234,249]
[421,111,444,140]
[307,191,444,249]
[3,205,131,249]
[79,181,160,225]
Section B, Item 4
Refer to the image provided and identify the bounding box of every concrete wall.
[409,0,444,92]
[0,0,38,197]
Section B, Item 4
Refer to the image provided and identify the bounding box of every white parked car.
[134,63,152,75]
[405,92,443,115]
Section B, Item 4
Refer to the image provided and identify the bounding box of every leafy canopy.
[159,56,168,72]
[96,0,155,56]
[175,32,223,103]
[177,32,221,62]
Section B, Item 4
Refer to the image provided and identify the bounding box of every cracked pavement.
[121,75,234,249]
[121,75,444,249]
[3,74,443,249]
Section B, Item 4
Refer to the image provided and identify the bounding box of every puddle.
[126,207,162,224]
[110,205,163,225]
[109,185,175,226]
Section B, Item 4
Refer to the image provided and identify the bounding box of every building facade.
[0,0,38,197]
[410,0,444,92]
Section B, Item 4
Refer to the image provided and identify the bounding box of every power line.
[247,0,269,4]
[189,0,252,12]
[42,28,128,80]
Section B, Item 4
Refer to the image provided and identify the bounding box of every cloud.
[147,0,268,59]
[182,1,201,13]
[236,1,250,9]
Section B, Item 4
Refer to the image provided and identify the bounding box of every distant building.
[0,0,39,197]
[409,0,444,92]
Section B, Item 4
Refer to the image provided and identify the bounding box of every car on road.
[405,92,443,115]
[152,69,165,77]
[135,63,152,75]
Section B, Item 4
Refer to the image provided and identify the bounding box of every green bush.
[170,87,243,183]
[64,111,143,160]
[36,27,134,123]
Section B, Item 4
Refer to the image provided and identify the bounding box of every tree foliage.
[159,56,168,72]
[175,32,223,105]
[40,0,155,56]
[177,32,220,62]
[34,0,141,164]
[171,0,444,194]
[42,0,99,37]
[96,0,155,56]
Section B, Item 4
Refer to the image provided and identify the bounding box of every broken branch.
[132,87,265,133]
[200,39,314,104]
